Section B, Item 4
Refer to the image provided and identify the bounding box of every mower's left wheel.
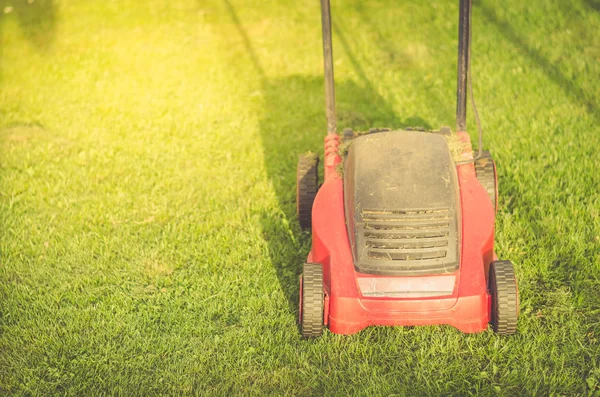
[296,154,319,230]
[300,263,324,338]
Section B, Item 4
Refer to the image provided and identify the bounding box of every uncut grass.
[1,0,599,395]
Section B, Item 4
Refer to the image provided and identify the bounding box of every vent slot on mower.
[363,208,451,261]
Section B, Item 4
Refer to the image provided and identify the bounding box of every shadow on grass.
[478,3,600,338]
[221,0,428,316]
[585,0,600,11]
[258,76,429,315]
[478,1,599,120]
[0,0,55,86]
[348,1,415,69]
[0,0,56,49]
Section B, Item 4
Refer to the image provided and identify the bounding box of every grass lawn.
[1,0,600,394]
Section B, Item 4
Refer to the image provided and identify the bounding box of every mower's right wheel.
[296,154,319,230]
[300,263,324,338]
[489,260,519,335]
[475,150,497,211]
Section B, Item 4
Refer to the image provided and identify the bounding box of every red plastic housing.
[307,132,495,334]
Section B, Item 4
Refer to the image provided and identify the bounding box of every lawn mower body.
[308,131,494,335]
[296,0,518,337]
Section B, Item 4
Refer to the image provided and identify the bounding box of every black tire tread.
[301,263,324,338]
[490,260,518,335]
[475,150,497,210]
[296,154,319,230]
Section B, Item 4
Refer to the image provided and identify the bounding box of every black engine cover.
[343,130,460,276]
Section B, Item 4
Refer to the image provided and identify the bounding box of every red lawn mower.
[297,0,518,337]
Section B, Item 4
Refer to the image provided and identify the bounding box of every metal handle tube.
[456,0,471,132]
[320,0,337,135]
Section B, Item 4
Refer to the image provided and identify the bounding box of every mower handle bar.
[318,0,472,135]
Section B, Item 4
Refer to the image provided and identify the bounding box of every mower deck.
[305,130,496,335]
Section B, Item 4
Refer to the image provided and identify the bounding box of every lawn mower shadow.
[218,0,431,320]
[258,75,429,317]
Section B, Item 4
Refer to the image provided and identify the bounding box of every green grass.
[1,0,599,395]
